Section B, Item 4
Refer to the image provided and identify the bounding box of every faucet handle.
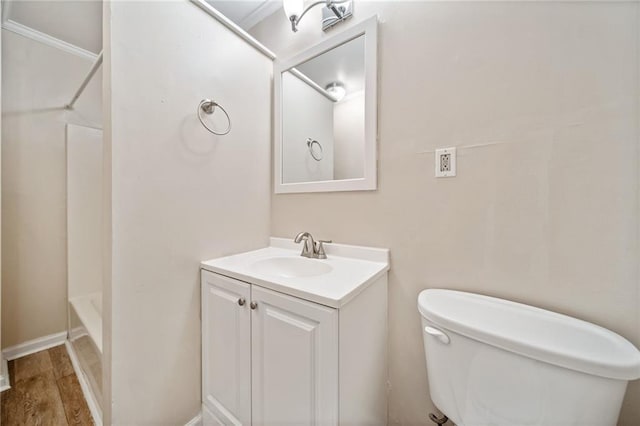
[315,240,332,259]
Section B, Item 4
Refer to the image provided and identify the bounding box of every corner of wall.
[101,0,113,424]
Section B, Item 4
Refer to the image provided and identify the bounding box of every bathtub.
[68,292,103,420]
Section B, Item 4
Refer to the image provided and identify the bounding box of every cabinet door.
[202,271,251,425]
[251,286,338,425]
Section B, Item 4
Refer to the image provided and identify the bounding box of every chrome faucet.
[294,232,332,259]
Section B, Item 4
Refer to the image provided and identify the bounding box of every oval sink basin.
[250,257,333,278]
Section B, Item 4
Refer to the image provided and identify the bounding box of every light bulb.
[283,0,304,19]
[325,82,346,102]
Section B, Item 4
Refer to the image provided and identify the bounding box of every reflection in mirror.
[274,17,377,193]
[281,35,365,184]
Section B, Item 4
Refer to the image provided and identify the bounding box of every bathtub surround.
[1,28,102,349]
[252,2,640,424]
[103,1,271,423]
[65,337,102,424]
[68,293,102,422]
[65,123,104,421]
[1,1,103,416]
[67,124,103,301]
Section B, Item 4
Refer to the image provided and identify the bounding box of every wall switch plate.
[435,147,456,177]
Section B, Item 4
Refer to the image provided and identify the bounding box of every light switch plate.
[435,147,456,177]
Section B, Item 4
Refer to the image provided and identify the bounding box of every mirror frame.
[274,16,378,193]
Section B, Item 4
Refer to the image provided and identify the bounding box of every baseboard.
[185,413,202,426]
[2,331,68,361]
[0,357,10,392]
[65,341,103,426]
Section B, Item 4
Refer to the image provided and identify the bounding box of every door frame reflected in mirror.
[274,16,378,194]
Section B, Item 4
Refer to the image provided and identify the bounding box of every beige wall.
[105,1,272,423]
[1,29,102,348]
[253,2,640,425]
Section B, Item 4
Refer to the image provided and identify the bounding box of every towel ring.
[307,138,323,161]
[198,99,231,135]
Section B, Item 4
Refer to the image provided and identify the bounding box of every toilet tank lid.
[418,289,640,381]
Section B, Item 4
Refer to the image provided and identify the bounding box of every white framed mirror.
[274,16,378,193]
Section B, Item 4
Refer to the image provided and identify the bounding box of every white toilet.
[418,289,640,426]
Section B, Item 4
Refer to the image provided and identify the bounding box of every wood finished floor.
[1,345,94,426]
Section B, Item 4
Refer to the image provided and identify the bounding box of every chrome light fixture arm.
[289,0,350,32]
[290,0,324,32]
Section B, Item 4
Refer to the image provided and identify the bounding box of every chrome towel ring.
[198,99,231,135]
[306,138,323,161]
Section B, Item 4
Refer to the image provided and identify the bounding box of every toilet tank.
[418,289,640,426]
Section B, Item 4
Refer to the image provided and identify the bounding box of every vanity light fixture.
[325,82,346,101]
[283,0,353,32]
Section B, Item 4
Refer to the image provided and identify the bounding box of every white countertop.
[201,237,390,308]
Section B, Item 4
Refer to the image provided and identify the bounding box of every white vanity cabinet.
[250,284,339,424]
[202,271,339,425]
[201,273,251,424]
[200,238,389,426]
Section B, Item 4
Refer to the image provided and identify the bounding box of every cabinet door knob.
[250,301,258,310]
[238,298,246,306]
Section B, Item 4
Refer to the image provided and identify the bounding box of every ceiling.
[1,0,362,97]
[3,0,102,55]
[296,35,365,97]
[206,0,281,31]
